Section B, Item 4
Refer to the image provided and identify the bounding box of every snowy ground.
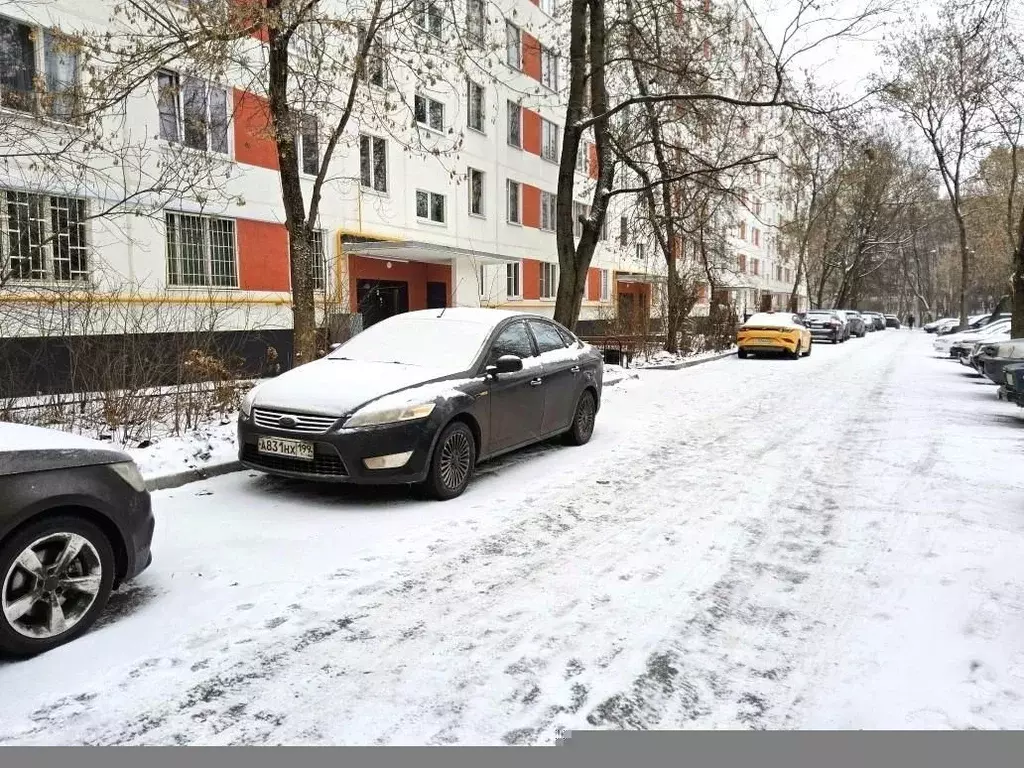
[2,330,1024,743]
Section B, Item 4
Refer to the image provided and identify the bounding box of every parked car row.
[0,308,605,658]
[933,315,1011,358]
[937,313,1024,415]
[924,313,1002,335]
[735,308,898,359]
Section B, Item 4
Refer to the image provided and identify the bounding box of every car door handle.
[570,366,581,373]
[530,378,543,386]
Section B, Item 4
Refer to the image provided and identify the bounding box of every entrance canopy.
[342,240,520,265]
[616,272,662,284]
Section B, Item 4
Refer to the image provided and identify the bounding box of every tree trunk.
[956,215,970,330]
[1012,204,1024,337]
[664,252,681,353]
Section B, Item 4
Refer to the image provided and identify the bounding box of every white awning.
[615,272,662,284]
[342,239,521,265]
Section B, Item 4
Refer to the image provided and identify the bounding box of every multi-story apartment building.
[0,0,655,363]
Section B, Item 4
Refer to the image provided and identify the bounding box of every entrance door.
[426,281,448,309]
[357,280,409,328]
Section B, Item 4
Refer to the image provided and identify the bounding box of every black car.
[884,314,902,328]
[0,423,154,657]
[802,310,845,344]
[238,308,605,500]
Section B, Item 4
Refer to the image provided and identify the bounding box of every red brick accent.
[522,32,542,83]
[523,108,542,156]
[233,89,279,171]
[522,258,541,300]
[587,268,601,301]
[588,143,599,179]
[347,255,452,313]
[238,219,289,291]
[522,184,541,229]
[230,0,269,42]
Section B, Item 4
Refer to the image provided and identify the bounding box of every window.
[507,180,521,224]
[359,134,388,192]
[466,0,485,45]
[414,93,444,132]
[775,264,783,281]
[462,80,485,135]
[165,212,237,287]
[752,258,760,276]
[576,141,592,174]
[479,264,487,297]
[469,167,485,216]
[415,0,443,38]
[619,216,628,246]
[738,221,746,240]
[754,169,763,185]
[540,262,557,299]
[754,198,762,216]
[573,200,586,238]
[738,254,747,273]
[507,100,521,147]
[541,47,559,90]
[506,21,521,69]
[541,191,556,231]
[529,319,566,352]
[488,321,533,362]
[600,269,610,300]
[752,228,760,247]
[157,70,229,154]
[311,229,327,290]
[356,24,386,87]
[415,190,446,223]
[541,118,559,162]
[635,243,643,263]
[0,21,81,119]
[506,261,521,298]
[298,115,319,176]
[541,0,557,15]
[1,189,88,282]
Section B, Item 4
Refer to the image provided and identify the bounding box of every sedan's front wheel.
[565,390,597,446]
[0,516,115,658]
[422,421,476,501]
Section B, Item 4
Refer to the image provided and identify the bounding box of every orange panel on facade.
[238,219,290,292]
[347,256,454,313]
[588,143,599,179]
[522,258,541,300]
[233,89,279,171]
[522,185,541,229]
[587,268,601,301]
[523,108,542,156]
[522,32,542,83]
[230,0,269,42]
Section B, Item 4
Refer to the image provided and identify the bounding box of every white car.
[933,319,1011,356]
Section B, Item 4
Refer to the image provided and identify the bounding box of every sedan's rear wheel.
[422,421,476,501]
[565,390,597,446]
[0,516,114,658]
[738,349,748,359]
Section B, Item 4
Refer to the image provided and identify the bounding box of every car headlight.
[239,387,258,419]
[344,401,436,428]
[110,461,147,492]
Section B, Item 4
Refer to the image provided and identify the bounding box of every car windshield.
[328,316,493,370]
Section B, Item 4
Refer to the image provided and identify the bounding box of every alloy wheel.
[2,533,103,640]
[438,429,473,491]
[575,393,596,440]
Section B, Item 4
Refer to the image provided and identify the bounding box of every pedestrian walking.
[907,313,915,330]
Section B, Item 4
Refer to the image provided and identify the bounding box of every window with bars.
[359,134,388,192]
[506,21,522,69]
[507,180,521,224]
[468,168,485,216]
[506,261,521,298]
[165,212,237,287]
[600,269,610,300]
[541,118,559,163]
[540,191,556,231]
[414,0,444,38]
[298,114,319,176]
[414,93,445,132]
[540,262,557,299]
[415,190,446,223]
[1,189,88,282]
[0,19,81,120]
[157,70,229,154]
[467,79,485,132]
[541,47,559,91]
[507,100,521,147]
[465,0,485,46]
[311,229,328,290]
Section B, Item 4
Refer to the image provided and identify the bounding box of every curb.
[633,348,737,371]
[145,460,242,493]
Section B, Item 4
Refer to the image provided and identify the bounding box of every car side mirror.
[485,354,524,378]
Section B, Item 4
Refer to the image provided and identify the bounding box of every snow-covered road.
[3,331,1024,742]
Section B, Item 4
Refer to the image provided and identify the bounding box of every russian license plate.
[752,338,776,345]
[257,436,314,461]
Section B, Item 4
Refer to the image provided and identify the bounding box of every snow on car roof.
[389,307,527,327]
[743,312,800,328]
[0,421,115,454]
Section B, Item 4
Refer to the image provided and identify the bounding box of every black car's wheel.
[565,390,597,446]
[738,349,748,359]
[0,515,115,658]
[422,421,476,501]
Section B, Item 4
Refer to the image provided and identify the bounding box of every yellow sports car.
[736,312,813,359]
